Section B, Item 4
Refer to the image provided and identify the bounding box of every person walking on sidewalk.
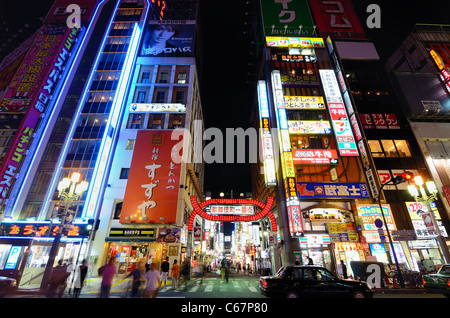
[73,259,88,298]
[160,257,170,289]
[98,257,117,298]
[126,261,145,298]
[171,259,180,290]
[142,263,160,298]
[180,257,191,291]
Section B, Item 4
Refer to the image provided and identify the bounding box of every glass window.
[126,139,135,150]
[148,113,165,129]
[127,113,143,129]
[174,91,185,104]
[381,140,398,157]
[113,201,122,219]
[177,71,187,84]
[155,91,166,103]
[159,72,169,83]
[394,140,412,157]
[315,268,334,281]
[368,140,385,158]
[119,168,129,179]
[168,114,185,129]
[303,268,316,280]
[135,91,146,103]
[141,71,151,83]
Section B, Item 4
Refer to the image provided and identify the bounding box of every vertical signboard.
[261,0,316,37]
[257,81,276,187]
[319,69,358,156]
[271,70,303,237]
[120,130,182,224]
[0,26,80,208]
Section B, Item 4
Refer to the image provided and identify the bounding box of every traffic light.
[391,171,414,184]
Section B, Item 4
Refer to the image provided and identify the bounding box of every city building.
[0,0,204,288]
[385,23,450,263]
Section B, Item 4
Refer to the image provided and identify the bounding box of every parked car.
[259,265,373,298]
[423,264,450,297]
[0,276,17,297]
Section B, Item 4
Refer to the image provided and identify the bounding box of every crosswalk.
[157,278,260,295]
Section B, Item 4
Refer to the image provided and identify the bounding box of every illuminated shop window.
[368,140,385,158]
[168,114,185,129]
[177,71,187,84]
[381,140,398,158]
[127,113,143,129]
[394,140,412,157]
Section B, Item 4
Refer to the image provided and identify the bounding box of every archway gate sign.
[188,196,276,232]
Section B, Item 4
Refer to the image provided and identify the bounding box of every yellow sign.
[430,50,444,70]
[284,96,325,110]
[281,152,296,178]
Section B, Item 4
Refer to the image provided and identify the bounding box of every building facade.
[0,0,204,287]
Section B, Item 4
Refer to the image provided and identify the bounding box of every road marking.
[189,285,200,292]
[205,284,214,292]
[248,286,258,292]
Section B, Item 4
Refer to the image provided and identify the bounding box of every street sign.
[391,230,416,236]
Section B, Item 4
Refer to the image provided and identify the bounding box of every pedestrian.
[98,257,117,298]
[126,261,144,298]
[180,257,191,291]
[224,262,230,283]
[170,259,180,290]
[340,260,348,279]
[46,260,70,298]
[160,256,170,289]
[308,257,313,265]
[73,259,88,298]
[142,263,160,298]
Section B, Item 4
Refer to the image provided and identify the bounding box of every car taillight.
[447,278,450,287]
[423,278,427,285]
[262,280,267,287]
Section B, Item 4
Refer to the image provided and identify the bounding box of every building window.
[177,71,187,83]
[368,139,412,158]
[141,71,151,83]
[119,168,130,179]
[368,140,385,158]
[168,114,185,129]
[148,113,165,129]
[174,91,185,104]
[135,91,146,103]
[155,91,166,103]
[127,113,143,129]
[159,72,169,83]
[113,201,123,219]
[126,139,135,150]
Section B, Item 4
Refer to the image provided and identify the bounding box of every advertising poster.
[120,130,182,224]
[141,20,195,57]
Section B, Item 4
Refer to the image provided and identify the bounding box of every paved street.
[5,271,447,299]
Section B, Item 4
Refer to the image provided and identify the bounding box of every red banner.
[120,130,182,224]
[309,0,367,40]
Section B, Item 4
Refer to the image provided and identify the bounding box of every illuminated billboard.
[292,149,339,165]
[261,0,316,37]
[141,20,195,57]
[309,0,367,40]
[120,130,182,224]
[266,37,325,48]
[284,96,325,110]
[288,120,332,134]
[319,69,358,156]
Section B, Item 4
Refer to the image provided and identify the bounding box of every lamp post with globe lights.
[40,172,89,292]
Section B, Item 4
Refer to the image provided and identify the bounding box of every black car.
[259,265,373,298]
[0,276,17,297]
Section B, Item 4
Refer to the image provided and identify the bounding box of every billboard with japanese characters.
[297,182,369,199]
[120,130,182,224]
[0,26,80,208]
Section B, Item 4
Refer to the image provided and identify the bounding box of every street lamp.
[40,172,89,291]
[376,172,413,288]
[407,176,450,264]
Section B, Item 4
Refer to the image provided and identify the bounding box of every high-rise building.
[0,0,204,287]
[251,0,449,276]
[385,23,450,263]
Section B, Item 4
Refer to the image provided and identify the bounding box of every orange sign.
[120,130,182,224]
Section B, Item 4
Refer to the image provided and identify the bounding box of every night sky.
[2,0,450,198]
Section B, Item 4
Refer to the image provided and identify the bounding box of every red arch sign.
[188,196,277,231]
